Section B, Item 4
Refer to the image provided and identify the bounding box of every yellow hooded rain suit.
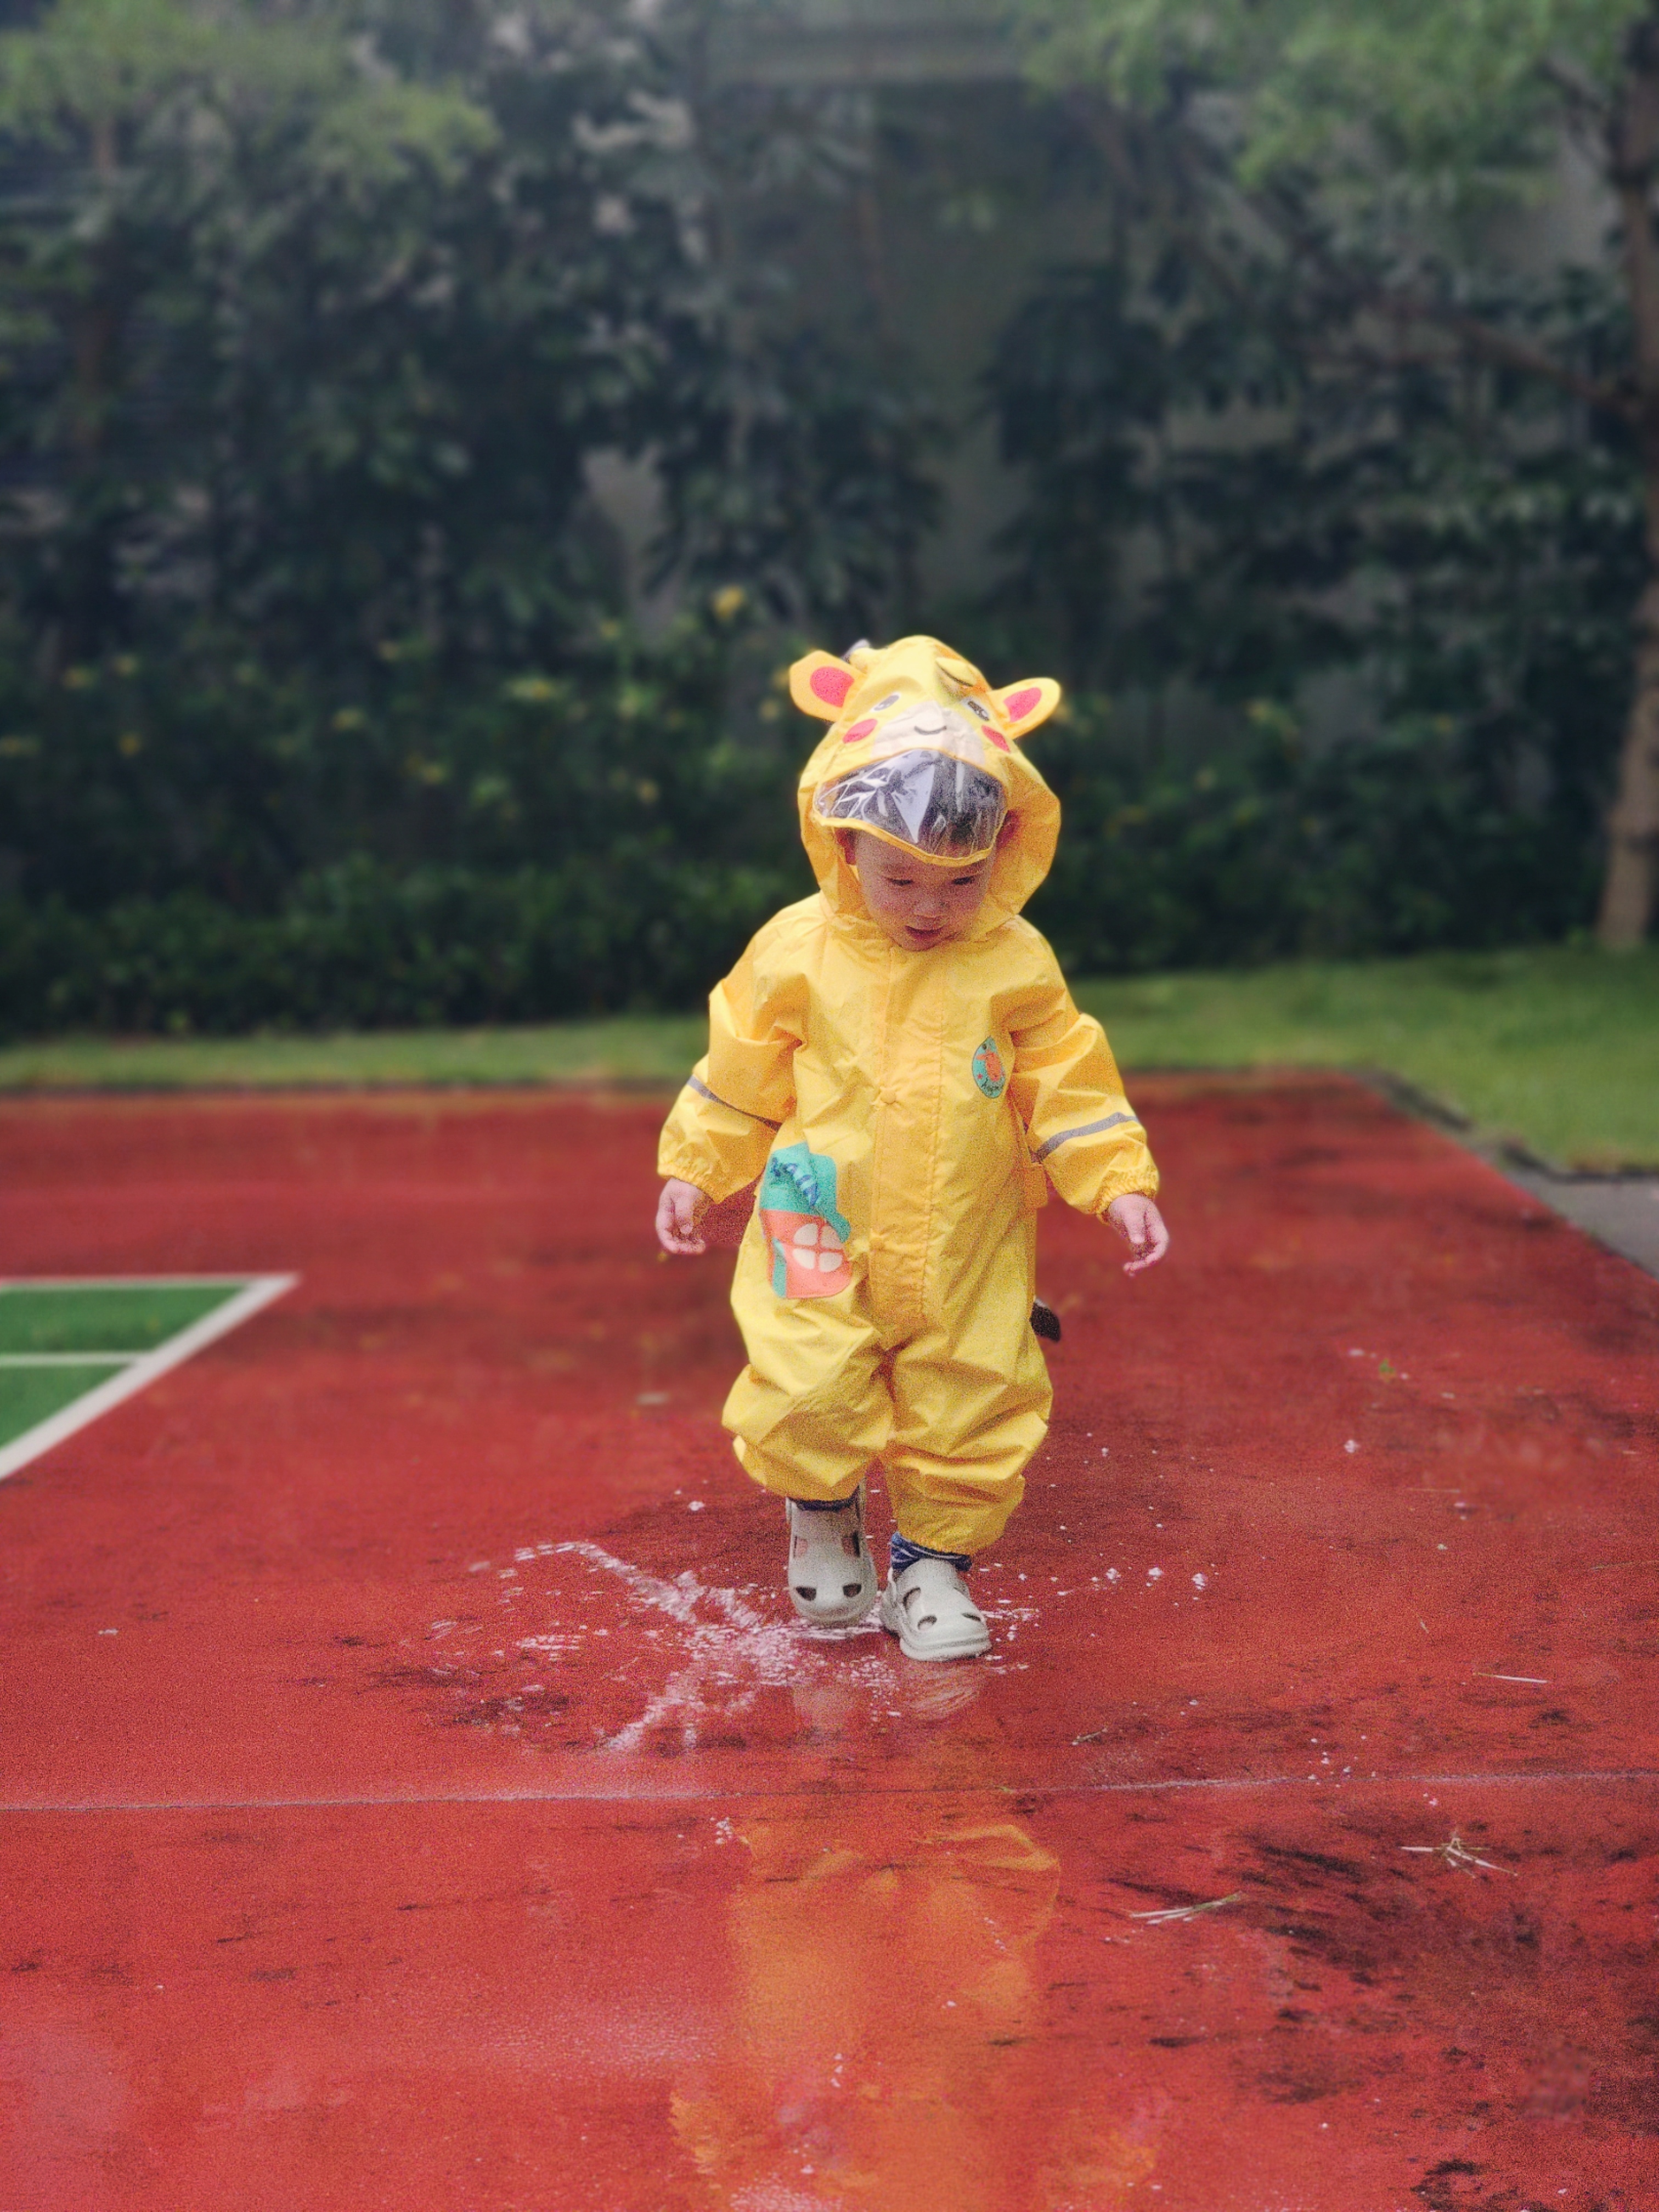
[657,635,1158,1558]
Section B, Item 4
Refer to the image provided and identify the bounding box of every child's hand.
[656,1177,712,1256]
[1107,1193,1169,1276]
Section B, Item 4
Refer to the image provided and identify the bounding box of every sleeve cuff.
[1094,1170,1160,1214]
[657,1142,753,1206]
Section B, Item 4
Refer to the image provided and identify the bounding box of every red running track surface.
[0,1076,1655,2211]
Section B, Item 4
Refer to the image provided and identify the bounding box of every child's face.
[842,830,997,951]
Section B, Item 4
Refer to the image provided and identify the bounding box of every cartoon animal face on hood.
[789,635,1063,929]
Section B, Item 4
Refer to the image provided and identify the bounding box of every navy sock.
[889,1533,972,1576]
[789,1495,855,1512]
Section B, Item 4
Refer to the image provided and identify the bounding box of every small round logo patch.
[972,1037,1007,1100]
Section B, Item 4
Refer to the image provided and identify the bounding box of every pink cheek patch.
[1003,685,1043,724]
[842,717,877,743]
[811,665,854,708]
[986,726,1010,751]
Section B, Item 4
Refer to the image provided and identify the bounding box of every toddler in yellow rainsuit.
[656,635,1167,1661]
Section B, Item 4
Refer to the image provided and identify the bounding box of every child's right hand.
[656,1177,712,1256]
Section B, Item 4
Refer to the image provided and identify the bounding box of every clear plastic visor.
[813,748,1007,861]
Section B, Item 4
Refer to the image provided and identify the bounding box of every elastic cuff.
[656,1152,722,1198]
[890,1533,972,1576]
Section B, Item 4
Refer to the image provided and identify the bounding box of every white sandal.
[880,1556,990,1662]
[785,1491,878,1627]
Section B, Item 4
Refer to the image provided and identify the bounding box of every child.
[655,635,1167,1662]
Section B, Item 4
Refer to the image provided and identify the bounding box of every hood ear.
[790,651,859,719]
[995,677,1062,741]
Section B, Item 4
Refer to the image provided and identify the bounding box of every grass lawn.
[2,944,1654,1171]
[0,1014,708,1096]
[1075,945,1659,1172]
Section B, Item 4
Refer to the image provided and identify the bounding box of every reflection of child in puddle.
[657,637,1167,1661]
[670,1720,1158,2209]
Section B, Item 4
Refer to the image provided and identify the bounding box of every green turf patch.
[0,1360,128,1449]
[0,1282,235,1355]
[0,1278,284,1470]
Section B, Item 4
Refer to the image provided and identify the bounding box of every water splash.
[555,1541,828,1752]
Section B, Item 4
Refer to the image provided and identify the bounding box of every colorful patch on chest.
[758,1142,853,1299]
[972,1037,1008,1100]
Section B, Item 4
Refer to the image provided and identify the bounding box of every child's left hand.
[1107,1193,1169,1276]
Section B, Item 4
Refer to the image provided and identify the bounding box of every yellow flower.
[504,674,558,705]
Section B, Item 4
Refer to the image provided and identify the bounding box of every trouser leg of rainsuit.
[723,1212,1051,1560]
[724,1226,888,1510]
[879,1212,1049,1557]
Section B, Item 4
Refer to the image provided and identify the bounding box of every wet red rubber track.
[1,1077,1656,2211]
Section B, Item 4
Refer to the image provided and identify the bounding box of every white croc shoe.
[785,1491,878,1628]
[880,1556,990,1662]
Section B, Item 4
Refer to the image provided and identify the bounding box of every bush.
[1029,709,1588,975]
[0,853,804,1037]
[0,700,1591,1041]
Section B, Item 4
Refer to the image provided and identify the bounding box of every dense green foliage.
[0,605,814,1028]
[983,249,1636,911]
[1016,0,1645,198]
[1030,707,1587,976]
[0,849,797,1031]
[1012,0,1659,946]
[980,5,1643,953]
[0,668,1585,1035]
[0,0,1638,1036]
[1,607,794,910]
[0,0,690,680]
[0,0,940,1032]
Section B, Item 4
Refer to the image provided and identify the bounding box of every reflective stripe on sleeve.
[686,1074,782,1128]
[1032,1110,1139,1162]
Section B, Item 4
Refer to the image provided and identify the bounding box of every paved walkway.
[1508,1164,1659,1279]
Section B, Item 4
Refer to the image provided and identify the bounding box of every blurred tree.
[1015,0,1659,946]
[0,0,704,682]
[985,243,1638,884]
[652,325,941,640]
[643,10,940,641]
[0,0,939,930]
[985,250,1615,965]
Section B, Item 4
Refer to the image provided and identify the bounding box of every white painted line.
[0,1353,137,1368]
[1,1765,1656,1815]
[0,1273,269,1289]
[0,1274,297,1482]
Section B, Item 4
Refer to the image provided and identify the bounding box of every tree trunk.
[1600,18,1659,946]
[1600,561,1659,945]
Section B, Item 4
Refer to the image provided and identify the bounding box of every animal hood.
[788,634,1063,928]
